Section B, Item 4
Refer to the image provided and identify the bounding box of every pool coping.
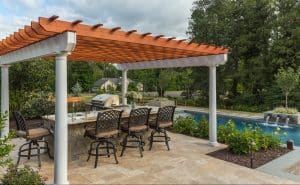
[257,146,300,182]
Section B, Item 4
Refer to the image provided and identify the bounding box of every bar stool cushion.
[149,121,172,128]
[28,128,50,139]
[86,129,119,139]
[121,124,147,132]
[16,128,50,139]
[158,121,173,128]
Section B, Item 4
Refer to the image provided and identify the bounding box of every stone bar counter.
[44,107,158,161]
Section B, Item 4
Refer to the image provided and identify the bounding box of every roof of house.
[93,78,133,87]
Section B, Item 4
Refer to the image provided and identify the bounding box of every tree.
[179,68,194,98]
[158,70,172,97]
[71,82,83,96]
[187,0,300,111]
[275,67,300,108]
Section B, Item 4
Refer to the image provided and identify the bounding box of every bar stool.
[148,106,176,150]
[13,111,52,167]
[120,108,151,157]
[84,109,123,168]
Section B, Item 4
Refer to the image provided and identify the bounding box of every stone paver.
[7,132,296,184]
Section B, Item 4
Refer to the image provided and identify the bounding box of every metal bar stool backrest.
[95,110,123,134]
[156,106,176,127]
[13,111,28,133]
[129,108,151,128]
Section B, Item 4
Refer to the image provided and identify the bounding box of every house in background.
[92,77,132,92]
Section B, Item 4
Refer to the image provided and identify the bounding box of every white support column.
[122,69,128,105]
[1,65,10,137]
[54,53,69,185]
[209,65,218,146]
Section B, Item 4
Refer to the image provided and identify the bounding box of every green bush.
[194,116,209,138]
[273,107,298,114]
[0,114,15,167]
[173,116,197,135]
[218,121,281,154]
[2,165,45,185]
[21,91,55,119]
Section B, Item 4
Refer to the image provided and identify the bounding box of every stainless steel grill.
[87,94,120,110]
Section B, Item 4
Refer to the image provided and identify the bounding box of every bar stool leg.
[106,142,110,158]
[149,130,155,151]
[28,141,32,159]
[36,142,41,168]
[94,142,102,168]
[164,130,170,150]
[120,134,128,157]
[138,136,143,157]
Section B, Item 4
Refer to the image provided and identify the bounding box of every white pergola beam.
[0,31,76,65]
[116,54,227,70]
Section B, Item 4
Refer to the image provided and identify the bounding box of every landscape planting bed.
[207,147,291,169]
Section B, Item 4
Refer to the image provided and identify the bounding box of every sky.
[0,0,195,40]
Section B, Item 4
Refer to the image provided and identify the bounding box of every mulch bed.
[207,147,292,169]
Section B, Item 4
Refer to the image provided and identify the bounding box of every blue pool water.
[177,110,300,146]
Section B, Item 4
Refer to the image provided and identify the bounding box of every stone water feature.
[264,111,300,125]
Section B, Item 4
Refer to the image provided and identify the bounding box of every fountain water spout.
[285,117,290,127]
[265,115,270,124]
[275,116,280,126]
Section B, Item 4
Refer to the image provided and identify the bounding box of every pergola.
[0,16,228,184]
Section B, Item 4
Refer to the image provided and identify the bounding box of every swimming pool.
[176,110,300,146]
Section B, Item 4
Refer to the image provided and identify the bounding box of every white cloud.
[0,0,194,39]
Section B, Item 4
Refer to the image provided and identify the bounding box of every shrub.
[217,120,238,144]
[71,82,82,96]
[194,116,209,138]
[2,165,45,185]
[218,121,281,154]
[0,114,15,167]
[21,91,55,119]
[273,107,298,114]
[126,91,143,104]
[173,116,197,135]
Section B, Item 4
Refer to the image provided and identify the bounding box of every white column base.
[208,141,219,147]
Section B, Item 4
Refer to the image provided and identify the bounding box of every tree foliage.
[275,67,300,108]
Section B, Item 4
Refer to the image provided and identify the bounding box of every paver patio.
[8,132,296,184]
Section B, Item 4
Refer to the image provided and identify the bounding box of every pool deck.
[177,106,263,120]
[258,146,300,183]
[4,132,296,184]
